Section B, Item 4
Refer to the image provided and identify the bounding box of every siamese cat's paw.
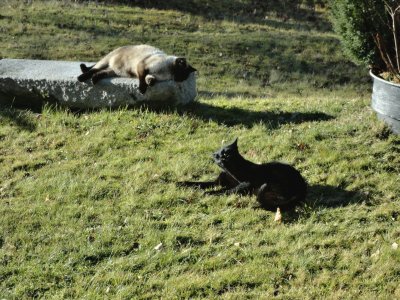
[145,75,156,86]
[80,63,89,73]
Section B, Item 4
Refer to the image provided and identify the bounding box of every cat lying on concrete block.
[78,44,196,94]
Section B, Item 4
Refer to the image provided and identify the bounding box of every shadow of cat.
[275,184,370,223]
[178,101,334,129]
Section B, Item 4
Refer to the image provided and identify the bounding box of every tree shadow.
[118,0,331,31]
[0,101,40,132]
[178,101,334,129]
[201,34,369,88]
[197,90,262,100]
[0,92,334,131]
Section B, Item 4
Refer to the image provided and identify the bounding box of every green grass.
[1,1,400,299]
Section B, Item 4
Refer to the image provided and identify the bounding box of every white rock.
[154,242,163,251]
[274,207,282,223]
[371,249,380,258]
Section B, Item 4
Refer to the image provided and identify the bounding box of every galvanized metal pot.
[370,70,400,134]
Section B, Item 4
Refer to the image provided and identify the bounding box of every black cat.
[179,138,307,210]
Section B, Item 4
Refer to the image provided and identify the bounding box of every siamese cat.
[77,45,197,94]
[179,138,307,210]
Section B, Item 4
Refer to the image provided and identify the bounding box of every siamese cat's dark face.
[213,138,239,170]
[173,57,197,82]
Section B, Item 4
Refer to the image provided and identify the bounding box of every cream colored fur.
[93,45,177,82]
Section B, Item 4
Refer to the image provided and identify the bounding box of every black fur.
[80,63,94,73]
[173,57,197,82]
[179,138,307,210]
[77,64,97,83]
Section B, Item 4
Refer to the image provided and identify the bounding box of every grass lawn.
[1,1,400,299]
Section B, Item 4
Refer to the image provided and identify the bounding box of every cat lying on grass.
[179,138,307,210]
[77,44,196,94]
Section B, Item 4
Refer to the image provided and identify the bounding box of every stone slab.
[0,59,197,109]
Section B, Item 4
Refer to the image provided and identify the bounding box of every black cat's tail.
[177,181,217,189]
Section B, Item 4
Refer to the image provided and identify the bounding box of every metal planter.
[370,70,400,134]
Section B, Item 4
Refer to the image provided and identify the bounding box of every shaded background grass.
[1,1,400,299]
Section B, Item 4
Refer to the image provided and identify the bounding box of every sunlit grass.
[1,1,400,299]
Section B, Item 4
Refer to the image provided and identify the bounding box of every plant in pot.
[331,0,400,134]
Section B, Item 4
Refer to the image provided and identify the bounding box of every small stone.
[392,242,398,250]
[371,249,380,258]
[234,242,240,247]
[154,242,163,251]
[274,207,282,223]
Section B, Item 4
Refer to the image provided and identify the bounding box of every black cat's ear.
[231,138,238,148]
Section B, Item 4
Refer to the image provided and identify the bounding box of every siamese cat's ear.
[176,57,196,72]
[174,57,197,82]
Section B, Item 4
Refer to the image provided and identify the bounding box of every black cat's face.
[173,57,197,82]
[213,138,239,169]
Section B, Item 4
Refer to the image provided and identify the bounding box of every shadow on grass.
[197,90,262,99]
[113,0,331,31]
[280,184,369,223]
[0,104,39,132]
[215,35,369,88]
[306,184,367,208]
[0,98,334,131]
[179,101,334,129]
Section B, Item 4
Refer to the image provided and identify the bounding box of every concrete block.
[0,59,197,109]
